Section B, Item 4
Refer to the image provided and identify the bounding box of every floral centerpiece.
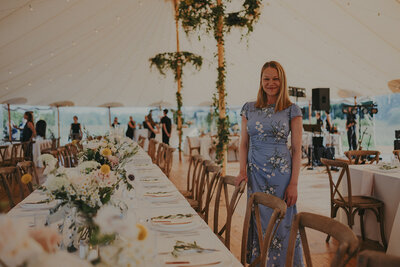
[39,154,124,251]
[92,205,157,267]
[77,134,139,190]
[0,215,90,267]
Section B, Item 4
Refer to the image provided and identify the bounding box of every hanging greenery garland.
[178,0,263,167]
[149,52,202,155]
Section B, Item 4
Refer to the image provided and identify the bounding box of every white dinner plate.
[151,217,201,232]
[143,191,178,203]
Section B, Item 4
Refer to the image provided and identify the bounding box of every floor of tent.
[169,155,385,266]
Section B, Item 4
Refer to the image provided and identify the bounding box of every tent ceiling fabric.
[0,0,399,107]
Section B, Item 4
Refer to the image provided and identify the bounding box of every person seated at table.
[14,111,36,142]
[126,116,136,140]
[70,116,82,141]
[143,114,158,140]
[112,117,120,128]
[36,119,47,140]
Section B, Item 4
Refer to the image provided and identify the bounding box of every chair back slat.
[241,192,287,266]
[137,136,146,148]
[393,150,400,162]
[286,212,359,267]
[344,150,380,165]
[321,158,353,209]
[0,166,32,208]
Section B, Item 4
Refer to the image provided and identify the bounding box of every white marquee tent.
[0,0,399,107]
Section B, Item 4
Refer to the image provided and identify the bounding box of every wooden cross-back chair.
[0,145,11,166]
[41,138,58,154]
[241,192,287,267]
[17,161,40,185]
[11,143,24,165]
[286,212,359,267]
[155,143,167,168]
[393,150,400,161]
[57,147,71,167]
[0,166,33,208]
[357,250,400,267]
[344,150,380,165]
[65,143,78,167]
[186,136,200,157]
[321,158,387,249]
[180,155,203,199]
[213,175,246,249]
[186,158,211,211]
[163,146,175,178]
[197,163,223,222]
[21,141,35,161]
[147,139,158,163]
[137,135,146,148]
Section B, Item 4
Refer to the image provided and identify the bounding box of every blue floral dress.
[241,101,304,267]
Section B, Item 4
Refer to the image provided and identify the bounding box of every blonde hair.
[255,61,292,112]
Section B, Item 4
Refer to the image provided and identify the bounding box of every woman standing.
[236,61,304,266]
[15,111,36,142]
[125,116,136,140]
[70,116,82,141]
[143,114,158,140]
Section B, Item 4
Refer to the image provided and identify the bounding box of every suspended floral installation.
[178,0,263,172]
[149,52,202,160]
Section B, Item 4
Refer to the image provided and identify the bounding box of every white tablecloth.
[338,164,400,251]
[183,136,240,161]
[8,145,242,266]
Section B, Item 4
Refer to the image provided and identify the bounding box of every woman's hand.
[235,172,248,186]
[284,183,298,207]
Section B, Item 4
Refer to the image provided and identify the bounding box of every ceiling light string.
[95,0,167,106]
[0,6,131,102]
[331,0,400,53]
[0,0,120,74]
[257,2,375,92]
[279,0,393,80]
[113,1,173,101]
[29,0,142,105]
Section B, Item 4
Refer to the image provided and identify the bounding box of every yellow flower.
[21,174,32,184]
[136,223,148,241]
[101,148,112,157]
[100,164,111,175]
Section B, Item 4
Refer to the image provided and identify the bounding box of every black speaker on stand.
[395,130,400,150]
[312,88,330,112]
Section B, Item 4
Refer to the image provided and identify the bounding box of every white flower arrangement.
[78,161,101,173]
[0,215,90,267]
[39,154,58,175]
[93,205,156,267]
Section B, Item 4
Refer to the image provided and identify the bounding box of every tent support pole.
[174,0,183,162]
[57,106,60,139]
[7,104,12,141]
[108,107,111,127]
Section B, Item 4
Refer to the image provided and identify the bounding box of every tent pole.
[108,107,111,127]
[7,104,12,141]
[174,0,183,162]
[57,106,60,139]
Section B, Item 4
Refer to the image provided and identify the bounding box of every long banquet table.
[8,145,242,266]
[338,164,400,255]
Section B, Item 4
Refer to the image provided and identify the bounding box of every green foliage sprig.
[149,52,203,153]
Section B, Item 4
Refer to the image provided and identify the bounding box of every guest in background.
[14,111,36,142]
[346,107,357,150]
[36,120,47,140]
[125,116,136,140]
[143,114,158,140]
[316,112,323,129]
[70,116,82,141]
[112,117,120,128]
[161,109,172,145]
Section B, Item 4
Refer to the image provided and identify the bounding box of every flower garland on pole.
[149,52,202,161]
[177,0,263,174]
